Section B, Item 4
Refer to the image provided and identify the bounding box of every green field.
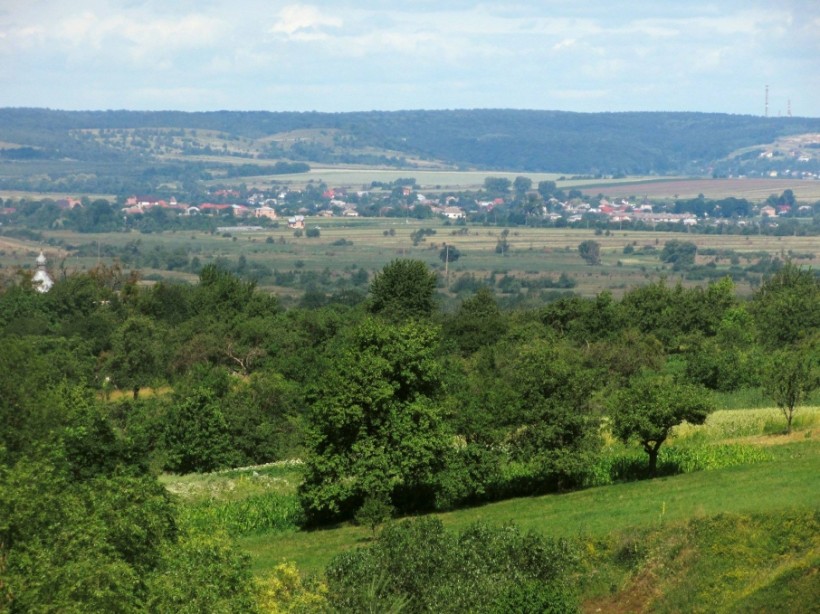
[4,221,818,301]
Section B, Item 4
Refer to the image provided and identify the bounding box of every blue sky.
[1,0,818,116]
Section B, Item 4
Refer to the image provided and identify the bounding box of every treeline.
[1,259,817,610]
[2,107,819,174]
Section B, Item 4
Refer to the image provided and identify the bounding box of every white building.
[32,251,54,293]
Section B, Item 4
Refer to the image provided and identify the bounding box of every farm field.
[4,220,817,302]
[569,177,820,201]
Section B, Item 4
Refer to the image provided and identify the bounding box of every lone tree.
[660,240,697,270]
[368,259,437,321]
[610,376,713,475]
[763,346,818,434]
[578,240,601,265]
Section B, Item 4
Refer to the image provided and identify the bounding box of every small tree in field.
[610,376,713,475]
[578,240,601,265]
[355,493,394,538]
[763,346,818,434]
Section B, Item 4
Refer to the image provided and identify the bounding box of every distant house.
[56,197,82,210]
[442,206,466,220]
[254,206,278,220]
[288,215,305,229]
[200,203,233,215]
[760,206,777,217]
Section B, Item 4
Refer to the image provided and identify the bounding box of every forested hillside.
[1,108,818,178]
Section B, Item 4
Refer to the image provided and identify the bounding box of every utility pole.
[444,243,449,287]
[765,85,769,117]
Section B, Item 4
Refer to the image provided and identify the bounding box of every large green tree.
[367,259,437,321]
[750,263,820,349]
[610,376,713,475]
[299,318,449,522]
[108,315,166,399]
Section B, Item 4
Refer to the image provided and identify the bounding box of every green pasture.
[6,221,816,300]
[160,405,820,576]
[239,440,819,576]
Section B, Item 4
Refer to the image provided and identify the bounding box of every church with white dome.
[32,251,54,293]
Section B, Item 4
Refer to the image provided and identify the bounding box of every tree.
[367,259,437,321]
[505,339,602,488]
[537,180,557,199]
[483,177,511,193]
[162,388,233,473]
[444,286,507,355]
[763,346,818,433]
[108,315,166,399]
[578,240,601,265]
[750,263,820,349]
[610,376,713,475]
[513,176,532,195]
[439,244,460,264]
[299,318,449,522]
[660,240,697,270]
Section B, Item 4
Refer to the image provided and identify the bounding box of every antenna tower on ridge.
[787,99,792,117]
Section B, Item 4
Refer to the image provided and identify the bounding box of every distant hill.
[0,108,818,194]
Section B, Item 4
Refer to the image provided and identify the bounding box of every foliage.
[0,445,179,612]
[367,259,437,321]
[256,562,328,614]
[610,376,714,474]
[324,518,580,613]
[162,387,233,473]
[299,318,450,522]
[660,239,698,269]
[762,345,819,433]
[750,262,820,348]
[577,239,601,265]
[145,531,260,614]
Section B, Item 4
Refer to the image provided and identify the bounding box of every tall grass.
[179,491,304,537]
[583,443,774,487]
[674,406,820,441]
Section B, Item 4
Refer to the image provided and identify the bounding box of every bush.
[325,518,580,613]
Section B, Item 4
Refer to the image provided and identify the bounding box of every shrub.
[325,518,580,613]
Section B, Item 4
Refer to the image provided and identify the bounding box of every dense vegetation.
[1,255,817,611]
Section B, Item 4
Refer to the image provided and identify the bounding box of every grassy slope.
[164,406,820,610]
[238,440,819,576]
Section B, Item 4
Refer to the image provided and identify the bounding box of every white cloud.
[269,4,343,38]
[0,0,817,114]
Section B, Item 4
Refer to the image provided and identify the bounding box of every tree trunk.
[647,448,659,476]
[644,440,663,477]
[133,386,140,400]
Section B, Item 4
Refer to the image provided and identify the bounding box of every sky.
[1,0,818,116]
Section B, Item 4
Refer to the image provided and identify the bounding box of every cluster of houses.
[50,185,812,229]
